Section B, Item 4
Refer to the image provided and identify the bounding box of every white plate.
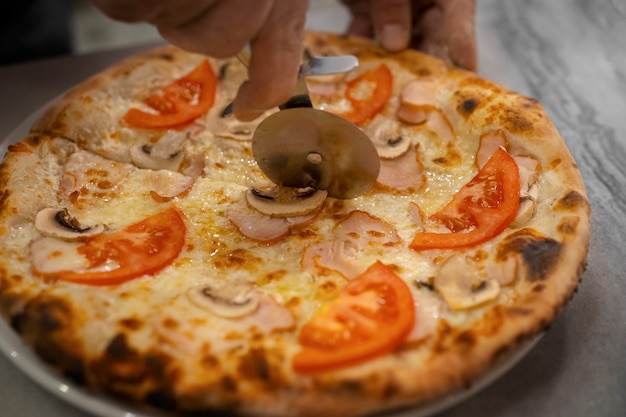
[0,104,542,417]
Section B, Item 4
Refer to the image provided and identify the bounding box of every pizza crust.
[0,32,589,417]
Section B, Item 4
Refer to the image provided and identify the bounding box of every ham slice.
[396,79,439,125]
[227,202,318,243]
[376,144,425,191]
[302,211,400,279]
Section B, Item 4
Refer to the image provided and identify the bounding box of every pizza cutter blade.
[252,107,380,199]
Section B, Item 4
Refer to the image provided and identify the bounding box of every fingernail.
[380,24,410,52]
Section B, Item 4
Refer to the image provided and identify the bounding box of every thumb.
[370,0,412,51]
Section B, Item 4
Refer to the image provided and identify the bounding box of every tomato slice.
[123,60,217,129]
[52,207,186,286]
[292,261,415,374]
[339,64,393,125]
[410,147,520,250]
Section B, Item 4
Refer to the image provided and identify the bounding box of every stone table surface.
[0,0,624,416]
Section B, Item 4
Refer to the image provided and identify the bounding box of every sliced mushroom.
[434,254,500,310]
[364,115,412,159]
[130,130,186,171]
[35,208,106,240]
[187,283,260,319]
[245,185,327,218]
[511,155,540,227]
[207,105,274,141]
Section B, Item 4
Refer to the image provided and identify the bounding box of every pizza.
[0,32,590,417]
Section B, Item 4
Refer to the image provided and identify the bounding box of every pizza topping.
[364,115,412,159]
[245,186,327,218]
[339,64,393,125]
[129,130,187,171]
[477,131,508,168]
[31,207,186,286]
[130,144,184,171]
[410,147,520,250]
[122,60,217,129]
[228,202,318,243]
[302,211,401,279]
[434,254,501,310]
[396,78,439,125]
[511,155,540,227]
[293,261,415,373]
[484,255,519,287]
[206,105,274,141]
[146,170,195,199]
[376,143,425,191]
[187,282,260,319]
[35,208,106,240]
[426,110,456,144]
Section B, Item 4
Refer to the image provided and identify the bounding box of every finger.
[92,0,163,22]
[157,0,274,58]
[438,0,476,70]
[341,0,374,37]
[370,0,412,51]
[233,0,309,121]
[413,0,476,70]
[412,6,448,61]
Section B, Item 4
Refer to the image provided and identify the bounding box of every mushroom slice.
[245,185,327,218]
[35,208,105,240]
[207,105,275,141]
[434,254,500,310]
[511,155,540,227]
[130,131,187,171]
[364,115,412,159]
[187,283,260,319]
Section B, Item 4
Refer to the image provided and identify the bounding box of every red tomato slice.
[53,207,186,286]
[292,261,415,374]
[410,147,520,250]
[340,64,393,125]
[123,60,217,129]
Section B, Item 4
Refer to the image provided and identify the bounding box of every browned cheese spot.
[549,158,563,169]
[458,97,479,117]
[474,305,506,337]
[553,190,589,213]
[557,215,581,235]
[454,330,477,348]
[433,143,462,166]
[256,269,287,286]
[7,141,32,153]
[497,228,563,281]
[506,307,534,316]
[316,279,340,302]
[118,317,143,331]
[212,248,262,272]
[0,189,10,213]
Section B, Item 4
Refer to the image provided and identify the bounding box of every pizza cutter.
[245,54,380,199]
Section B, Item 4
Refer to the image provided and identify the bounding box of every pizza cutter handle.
[222,50,357,117]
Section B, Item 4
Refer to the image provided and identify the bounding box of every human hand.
[92,0,310,120]
[341,0,476,70]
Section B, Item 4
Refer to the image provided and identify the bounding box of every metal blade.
[252,108,380,199]
[299,55,359,77]
[222,55,358,117]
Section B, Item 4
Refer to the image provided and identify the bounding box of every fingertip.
[379,23,410,52]
[232,82,275,122]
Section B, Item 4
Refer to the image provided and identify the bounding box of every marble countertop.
[0,0,624,416]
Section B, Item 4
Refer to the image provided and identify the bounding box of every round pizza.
[0,32,590,417]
